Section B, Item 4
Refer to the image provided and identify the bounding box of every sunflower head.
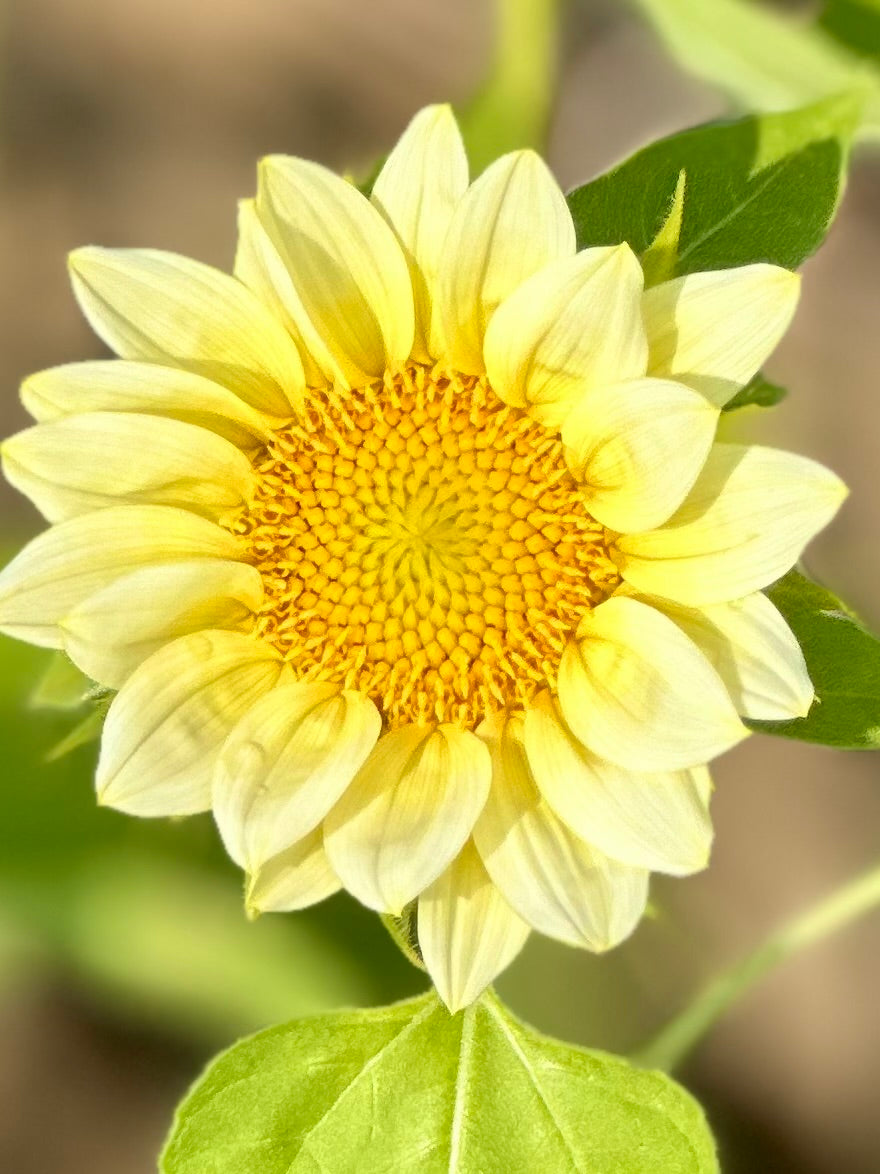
[0,105,846,1009]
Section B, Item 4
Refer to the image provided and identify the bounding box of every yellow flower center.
[236,365,620,729]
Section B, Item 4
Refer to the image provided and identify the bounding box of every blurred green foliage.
[0,603,424,1046]
[632,0,880,139]
[459,0,560,174]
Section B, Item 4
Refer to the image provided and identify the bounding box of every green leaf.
[820,0,880,66]
[721,372,788,411]
[161,989,718,1174]
[567,93,861,275]
[458,0,561,174]
[752,570,880,748]
[631,0,880,139]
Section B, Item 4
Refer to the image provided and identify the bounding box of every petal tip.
[68,245,107,276]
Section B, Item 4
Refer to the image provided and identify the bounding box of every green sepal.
[752,569,880,748]
[721,373,788,412]
[380,901,426,972]
[160,988,719,1174]
[641,169,687,287]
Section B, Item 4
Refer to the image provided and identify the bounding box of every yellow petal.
[69,247,304,416]
[246,827,341,915]
[0,505,245,648]
[474,713,649,949]
[648,591,814,721]
[558,595,747,771]
[484,245,647,427]
[3,412,255,523]
[418,840,529,1013]
[643,265,800,406]
[616,444,849,605]
[561,377,718,531]
[523,697,713,876]
[323,723,491,914]
[96,630,284,816]
[21,360,275,451]
[61,559,263,688]
[371,105,469,359]
[256,156,414,385]
[434,150,575,373]
[234,200,342,388]
[214,682,381,873]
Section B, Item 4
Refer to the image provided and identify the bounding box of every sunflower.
[0,106,845,1009]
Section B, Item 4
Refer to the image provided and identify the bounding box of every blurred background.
[0,0,879,1170]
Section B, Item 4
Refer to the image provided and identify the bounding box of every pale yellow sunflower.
[0,106,846,1010]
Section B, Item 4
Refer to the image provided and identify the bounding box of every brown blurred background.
[0,1,879,1171]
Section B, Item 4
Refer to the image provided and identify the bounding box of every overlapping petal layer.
[0,104,848,1010]
[256,156,415,385]
[616,444,848,604]
[69,248,304,416]
[371,104,469,358]
[324,724,492,915]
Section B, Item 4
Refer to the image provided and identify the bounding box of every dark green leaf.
[722,373,788,411]
[819,0,880,65]
[567,94,861,274]
[161,989,718,1174]
[752,570,880,748]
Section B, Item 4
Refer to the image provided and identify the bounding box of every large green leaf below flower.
[160,989,718,1174]
[566,92,861,274]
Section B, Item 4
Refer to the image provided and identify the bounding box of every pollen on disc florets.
[233,364,621,729]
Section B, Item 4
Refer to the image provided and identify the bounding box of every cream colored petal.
[20,360,275,451]
[434,150,575,373]
[96,630,284,816]
[323,723,491,915]
[246,827,341,915]
[68,247,304,416]
[61,559,263,688]
[256,156,414,385]
[523,698,713,876]
[214,682,381,873]
[484,245,647,427]
[371,105,469,359]
[648,591,814,721]
[0,505,245,649]
[558,595,747,771]
[234,200,343,388]
[643,265,800,406]
[418,840,530,1013]
[474,713,649,949]
[616,444,848,605]
[561,377,718,531]
[3,412,255,524]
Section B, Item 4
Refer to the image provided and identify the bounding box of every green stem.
[634,860,880,1072]
[459,0,561,173]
